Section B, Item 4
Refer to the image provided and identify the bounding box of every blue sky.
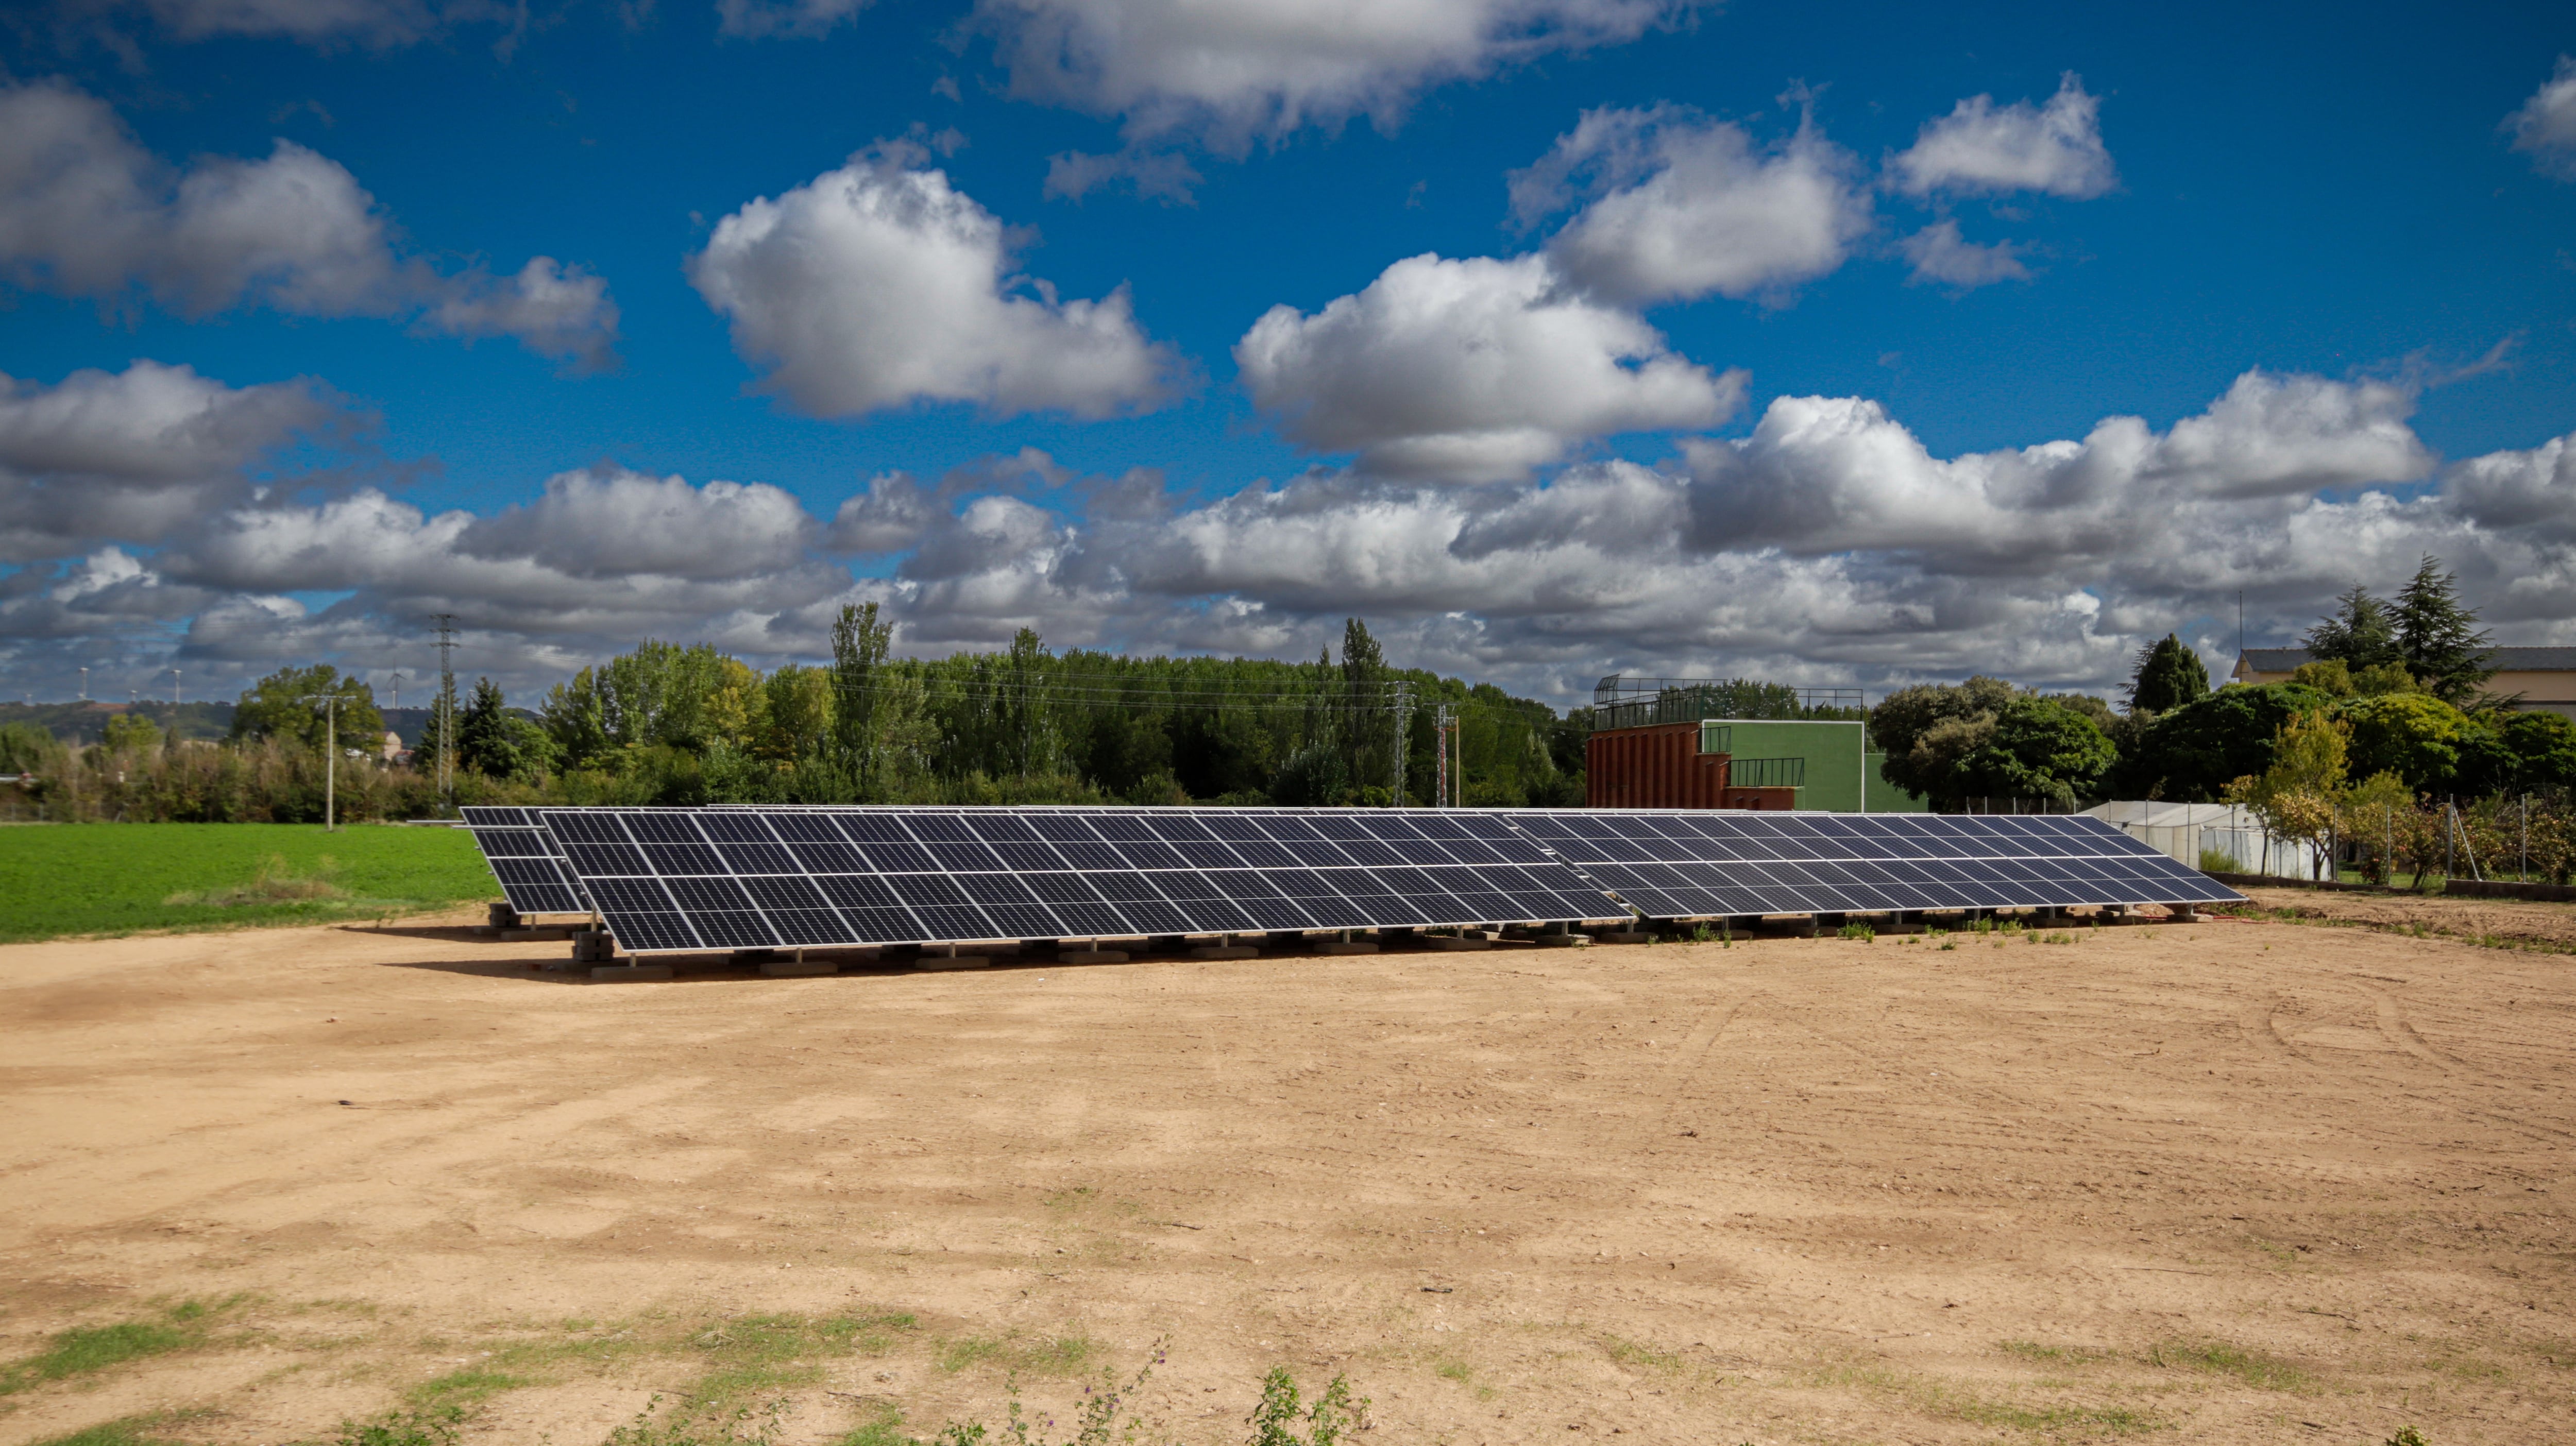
[3,0,2573,708]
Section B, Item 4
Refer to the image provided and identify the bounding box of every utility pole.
[432,615,457,809]
[78,667,87,701]
[1391,683,1409,807]
[304,693,343,832]
[166,668,180,705]
[1434,703,1449,808]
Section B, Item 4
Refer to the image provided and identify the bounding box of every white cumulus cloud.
[2505,55,2576,180]
[1510,105,1871,305]
[0,80,618,368]
[1900,219,2030,288]
[0,360,351,563]
[1890,72,2115,198]
[975,0,1708,148]
[688,150,1183,419]
[1234,252,1745,481]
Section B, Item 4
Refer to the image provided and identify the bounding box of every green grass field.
[0,824,501,944]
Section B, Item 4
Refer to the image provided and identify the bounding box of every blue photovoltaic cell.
[512,804,2241,954]
[461,805,591,916]
[531,805,1635,952]
[1517,810,2241,918]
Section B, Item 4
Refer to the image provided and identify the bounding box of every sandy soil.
[2240,884,2576,949]
[1,906,2571,1446]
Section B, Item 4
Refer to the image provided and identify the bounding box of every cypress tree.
[2392,554,2494,704]
[2126,634,2210,714]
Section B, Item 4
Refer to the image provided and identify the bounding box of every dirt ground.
[1,900,2571,1446]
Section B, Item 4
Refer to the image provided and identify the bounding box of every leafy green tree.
[2302,584,2403,670]
[2336,691,2468,794]
[2392,554,2494,704]
[2228,709,2351,877]
[1950,697,2116,807]
[456,677,557,780]
[231,665,383,750]
[0,721,57,773]
[101,712,162,753]
[756,665,834,762]
[1867,676,2019,802]
[2454,709,2576,797]
[2109,683,2333,802]
[2289,658,2355,697]
[2126,634,2211,713]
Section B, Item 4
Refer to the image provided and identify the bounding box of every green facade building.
[1697,719,1930,813]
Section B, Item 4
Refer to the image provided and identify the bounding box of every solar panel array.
[460,805,592,916]
[468,805,2242,955]
[1519,810,2239,918]
[536,807,1630,955]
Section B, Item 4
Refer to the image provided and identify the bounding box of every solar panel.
[460,805,591,916]
[1514,810,2242,918]
[532,806,1634,955]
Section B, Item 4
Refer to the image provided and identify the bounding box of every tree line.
[1865,556,2576,879]
[0,615,1584,822]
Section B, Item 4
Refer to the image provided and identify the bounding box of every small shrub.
[1836,921,1876,941]
[1248,1366,1366,1446]
[603,1396,781,1446]
[934,1338,1170,1446]
[333,1405,465,1446]
[2199,846,2241,875]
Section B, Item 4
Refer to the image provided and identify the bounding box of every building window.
[1727,756,1806,788]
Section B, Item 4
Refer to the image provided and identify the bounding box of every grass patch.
[835,1407,911,1446]
[2148,1338,2306,1390]
[1999,1340,2117,1366]
[26,1416,194,1446]
[0,823,498,943]
[1816,1362,2163,1437]
[689,1314,918,1403]
[1601,1335,1687,1373]
[410,1366,539,1407]
[0,1302,225,1394]
[935,1331,1098,1377]
[332,1405,464,1446]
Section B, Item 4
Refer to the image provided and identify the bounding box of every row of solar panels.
[463,805,2241,957]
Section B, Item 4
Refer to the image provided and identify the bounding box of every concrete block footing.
[1533,933,1592,947]
[759,960,838,977]
[1189,945,1261,959]
[591,964,670,981]
[1419,935,1492,951]
[1314,941,1381,955]
[2165,906,2202,922]
[1056,949,1128,964]
[1590,930,1651,944]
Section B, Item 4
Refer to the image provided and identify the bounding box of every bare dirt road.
[1,904,2570,1445]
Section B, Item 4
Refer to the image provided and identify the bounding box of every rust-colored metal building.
[1584,721,1798,810]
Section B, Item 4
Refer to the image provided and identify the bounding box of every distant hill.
[0,701,233,745]
[0,701,539,750]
